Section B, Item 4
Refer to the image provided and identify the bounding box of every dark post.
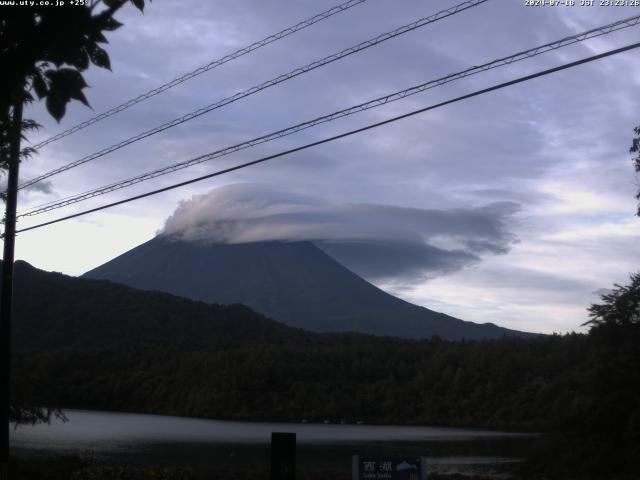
[0,101,23,480]
[270,432,296,480]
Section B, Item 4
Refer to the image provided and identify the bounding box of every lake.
[10,409,534,476]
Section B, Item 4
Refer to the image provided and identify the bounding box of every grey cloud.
[22,180,54,195]
[472,265,596,297]
[464,188,551,205]
[22,0,624,209]
[161,184,520,284]
[318,240,479,284]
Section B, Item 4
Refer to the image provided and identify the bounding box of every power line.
[29,0,369,151]
[17,0,489,192]
[19,13,640,218]
[13,40,640,236]
[20,12,639,214]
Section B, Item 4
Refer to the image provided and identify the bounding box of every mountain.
[6,260,310,351]
[84,236,533,340]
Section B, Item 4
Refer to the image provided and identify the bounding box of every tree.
[0,0,149,475]
[0,0,149,136]
[585,272,640,327]
[629,127,640,216]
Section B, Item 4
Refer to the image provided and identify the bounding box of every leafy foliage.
[12,335,577,429]
[0,118,40,201]
[0,0,149,170]
[1,0,149,428]
[585,272,640,327]
[71,466,197,480]
[9,457,198,480]
[8,405,65,426]
[630,126,640,215]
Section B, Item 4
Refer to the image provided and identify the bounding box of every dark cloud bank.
[161,184,520,285]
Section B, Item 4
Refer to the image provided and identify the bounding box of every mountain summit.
[84,236,533,340]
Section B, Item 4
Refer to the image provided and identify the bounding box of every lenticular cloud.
[161,183,520,284]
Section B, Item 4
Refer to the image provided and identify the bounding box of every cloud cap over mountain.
[161,184,520,284]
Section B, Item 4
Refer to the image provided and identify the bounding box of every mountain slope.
[6,260,309,350]
[84,236,533,340]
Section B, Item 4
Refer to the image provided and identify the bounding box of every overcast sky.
[8,0,640,334]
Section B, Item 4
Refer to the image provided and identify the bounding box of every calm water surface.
[11,410,533,474]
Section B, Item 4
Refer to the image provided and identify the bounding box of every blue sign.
[352,456,427,480]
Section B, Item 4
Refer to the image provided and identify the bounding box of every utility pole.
[0,100,23,480]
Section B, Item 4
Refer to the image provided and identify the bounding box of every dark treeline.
[13,334,584,429]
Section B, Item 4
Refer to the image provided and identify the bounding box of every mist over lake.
[11,410,532,475]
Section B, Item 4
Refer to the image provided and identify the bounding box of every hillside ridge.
[84,236,535,340]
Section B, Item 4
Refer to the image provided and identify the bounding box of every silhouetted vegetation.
[585,272,640,327]
[521,276,640,480]
[8,456,502,480]
[630,126,640,216]
[1,0,150,435]
[1,0,149,140]
[11,334,581,429]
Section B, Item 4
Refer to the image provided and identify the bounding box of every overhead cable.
[19,13,640,217]
[17,0,489,191]
[13,40,640,235]
[30,0,370,150]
